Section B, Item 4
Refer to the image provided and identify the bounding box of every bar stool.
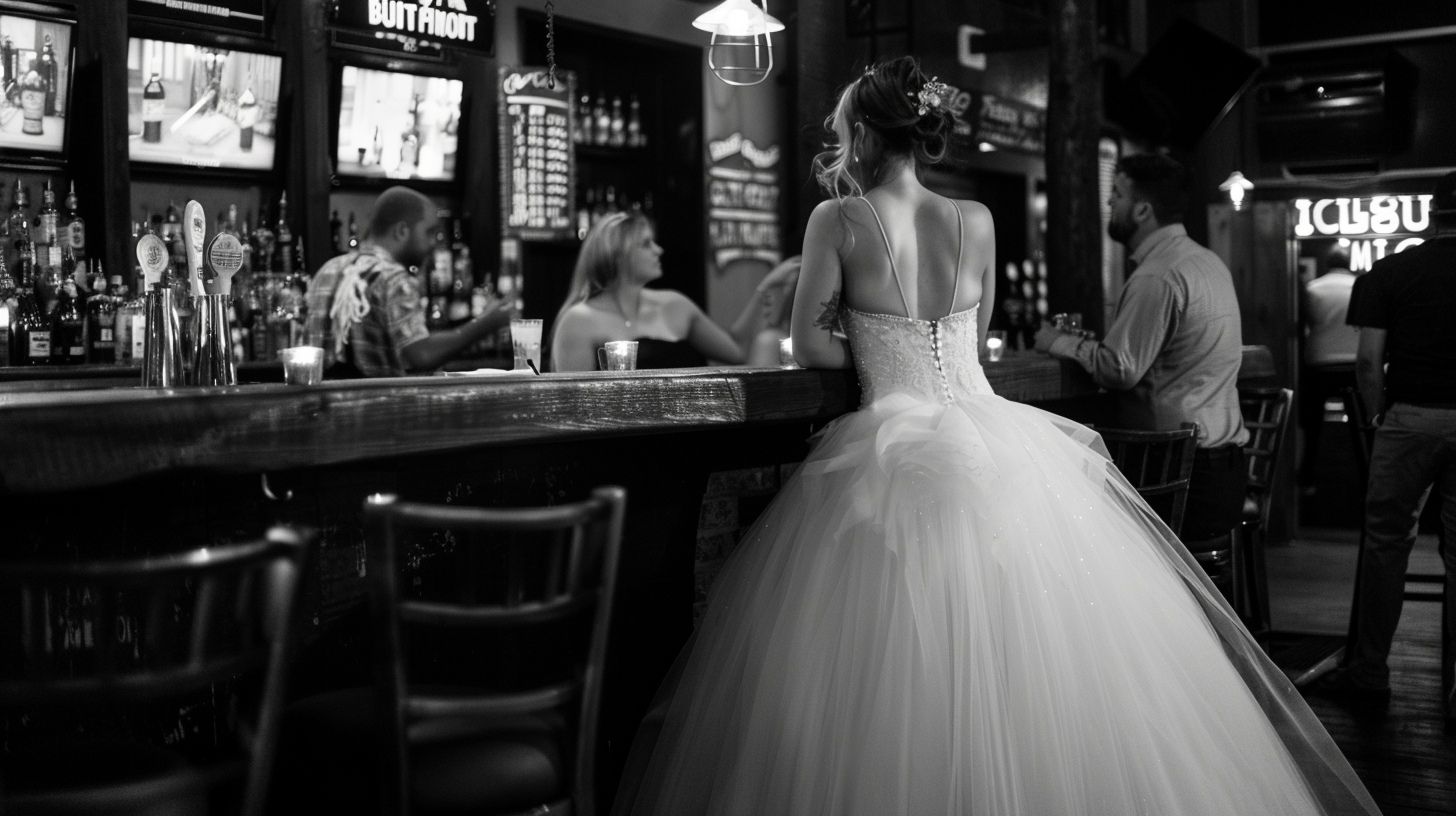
[275,487,625,816]
[1231,387,1294,639]
[1342,389,1450,696]
[1097,424,1199,537]
[0,527,313,816]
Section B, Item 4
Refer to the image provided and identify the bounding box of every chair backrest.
[1239,386,1295,531]
[1342,387,1376,484]
[363,486,626,816]
[0,526,313,816]
[1097,424,1199,536]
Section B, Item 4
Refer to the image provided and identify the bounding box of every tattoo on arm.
[814,290,842,333]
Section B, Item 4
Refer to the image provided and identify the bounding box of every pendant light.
[693,0,785,87]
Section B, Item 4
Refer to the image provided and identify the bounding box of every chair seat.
[274,686,564,816]
[3,740,210,816]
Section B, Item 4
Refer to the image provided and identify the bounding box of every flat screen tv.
[126,37,283,172]
[0,13,75,160]
[336,65,462,182]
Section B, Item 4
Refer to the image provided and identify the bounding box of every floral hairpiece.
[911,77,951,117]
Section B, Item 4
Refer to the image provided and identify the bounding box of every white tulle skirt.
[616,392,1380,816]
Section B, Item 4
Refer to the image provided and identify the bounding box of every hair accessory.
[911,77,952,117]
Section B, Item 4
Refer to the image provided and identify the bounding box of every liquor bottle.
[36,181,60,282]
[62,181,85,279]
[19,60,44,136]
[253,205,274,275]
[329,210,343,256]
[142,74,165,143]
[39,35,57,116]
[575,90,590,144]
[237,81,257,151]
[370,125,384,166]
[399,95,421,175]
[50,278,83,365]
[628,94,644,148]
[347,213,359,250]
[275,194,293,278]
[448,219,472,324]
[115,273,145,365]
[7,180,27,268]
[1,36,12,88]
[0,254,14,366]
[426,215,452,329]
[13,246,47,365]
[86,261,115,364]
[592,93,609,146]
[609,96,625,148]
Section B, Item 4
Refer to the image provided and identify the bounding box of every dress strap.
[860,197,915,318]
[948,200,965,310]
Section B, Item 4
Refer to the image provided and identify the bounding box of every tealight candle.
[985,331,1007,363]
[779,337,797,367]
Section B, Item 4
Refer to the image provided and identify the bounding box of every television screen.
[126,38,283,172]
[0,14,74,157]
[337,65,462,182]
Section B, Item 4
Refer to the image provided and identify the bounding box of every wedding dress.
[618,199,1380,816]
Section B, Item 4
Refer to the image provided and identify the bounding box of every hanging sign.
[331,0,495,59]
[129,0,267,38]
[499,67,575,242]
[707,132,781,270]
[1293,195,1433,272]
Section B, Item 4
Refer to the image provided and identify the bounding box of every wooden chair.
[1232,387,1294,639]
[1342,389,1449,692]
[1098,424,1199,538]
[0,526,312,816]
[277,487,625,816]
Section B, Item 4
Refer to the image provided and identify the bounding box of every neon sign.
[1294,195,1433,272]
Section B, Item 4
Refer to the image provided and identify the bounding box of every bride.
[614,57,1380,816]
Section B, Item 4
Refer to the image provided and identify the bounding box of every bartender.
[305,186,514,377]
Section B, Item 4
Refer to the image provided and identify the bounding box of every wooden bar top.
[0,351,1089,495]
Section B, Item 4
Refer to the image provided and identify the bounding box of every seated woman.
[550,212,747,371]
[731,256,801,367]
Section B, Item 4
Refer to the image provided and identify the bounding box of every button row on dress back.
[929,321,955,403]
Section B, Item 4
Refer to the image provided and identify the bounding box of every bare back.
[837,189,993,321]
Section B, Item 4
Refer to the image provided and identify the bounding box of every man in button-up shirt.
[1036,154,1249,542]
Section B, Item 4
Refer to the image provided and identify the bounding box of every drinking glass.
[779,337,797,368]
[510,318,543,371]
[279,345,325,385]
[985,330,1007,363]
[596,340,638,371]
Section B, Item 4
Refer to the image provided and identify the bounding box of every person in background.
[305,186,514,377]
[730,255,802,367]
[550,212,746,371]
[1298,242,1360,494]
[1034,153,1249,542]
[1310,171,1456,718]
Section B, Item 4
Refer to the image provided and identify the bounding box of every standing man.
[306,186,514,377]
[1314,172,1456,715]
[1035,153,1249,543]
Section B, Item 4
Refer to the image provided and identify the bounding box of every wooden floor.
[1268,529,1454,816]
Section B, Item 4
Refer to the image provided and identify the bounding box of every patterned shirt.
[1048,224,1249,448]
[305,244,429,377]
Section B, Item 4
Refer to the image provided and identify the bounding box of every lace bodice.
[841,305,994,405]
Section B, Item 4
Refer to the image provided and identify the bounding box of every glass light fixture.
[1218,171,1255,211]
[694,0,785,86]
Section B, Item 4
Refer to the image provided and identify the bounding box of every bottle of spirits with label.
[609,96,625,147]
[276,193,293,278]
[36,181,61,299]
[39,35,57,116]
[115,271,145,365]
[142,73,165,143]
[14,244,47,365]
[86,261,115,364]
[628,94,644,148]
[593,93,609,146]
[237,80,257,151]
[8,179,27,273]
[0,254,14,366]
[50,279,83,365]
[63,181,86,281]
[19,60,44,136]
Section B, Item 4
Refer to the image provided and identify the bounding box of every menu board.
[706,132,782,270]
[498,66,575,242]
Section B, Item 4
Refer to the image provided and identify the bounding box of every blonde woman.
[550,212,745,371]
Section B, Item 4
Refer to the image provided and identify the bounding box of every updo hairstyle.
[815,56,956,198]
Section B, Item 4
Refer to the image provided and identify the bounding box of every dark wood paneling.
[73,0,129,291]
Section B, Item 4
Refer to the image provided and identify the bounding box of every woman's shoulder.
[644,288,699,311]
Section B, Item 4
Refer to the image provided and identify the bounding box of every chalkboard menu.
[498,66,575,242]
[706,132,782,271]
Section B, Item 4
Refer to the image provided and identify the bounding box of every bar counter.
[0,350,1094,495]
